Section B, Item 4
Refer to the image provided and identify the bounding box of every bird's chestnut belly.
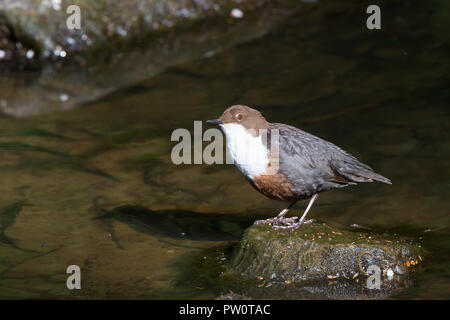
[249,173,300,201]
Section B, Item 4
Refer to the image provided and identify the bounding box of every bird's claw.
[271,219,316,230]
[254,213,316,231]
[254,216,299,226]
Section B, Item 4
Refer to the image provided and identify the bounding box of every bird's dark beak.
[206,119,223,125]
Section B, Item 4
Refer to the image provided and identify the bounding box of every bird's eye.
[236,113,243,121]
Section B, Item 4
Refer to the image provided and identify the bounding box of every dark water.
[0,1,449,299]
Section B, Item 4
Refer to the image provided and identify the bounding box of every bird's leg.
[273,194,319,230]
[298,193,318,224]
[253,201,298,225]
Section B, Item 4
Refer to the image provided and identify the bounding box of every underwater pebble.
[66,37,75,45]
[54,46,60,54]
[26,50,35,59]
[230,8,244,19]
[0,50,5,59]
[50,0,62,11]
[204,50,216,58]
[116,26,127,37]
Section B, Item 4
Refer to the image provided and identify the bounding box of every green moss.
[247,223,422,252]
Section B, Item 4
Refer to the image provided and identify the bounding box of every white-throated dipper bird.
[207,105,391,230]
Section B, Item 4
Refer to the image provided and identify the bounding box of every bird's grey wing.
[270,123,391,196]
[272,125,319,169]
[270,123,340,196]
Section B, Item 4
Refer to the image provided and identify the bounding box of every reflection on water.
[0,1,449,299]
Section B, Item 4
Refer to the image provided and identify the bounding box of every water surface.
[0,0,449,299]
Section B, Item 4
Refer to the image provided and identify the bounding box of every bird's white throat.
[220,123,270,179]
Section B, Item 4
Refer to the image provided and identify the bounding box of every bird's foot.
[272,219,316,230]
[254,216,299,226]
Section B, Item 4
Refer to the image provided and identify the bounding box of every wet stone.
[228,223,424,287]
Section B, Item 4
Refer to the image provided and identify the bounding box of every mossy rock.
[229,223,424,283]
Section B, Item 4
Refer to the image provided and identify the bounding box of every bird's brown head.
[207,105,269,134]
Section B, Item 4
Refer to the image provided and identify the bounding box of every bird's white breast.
[220,123,270,179]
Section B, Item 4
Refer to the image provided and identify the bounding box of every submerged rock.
[0,0,300,117]
[0,0,280,59]
[229,223,424,286]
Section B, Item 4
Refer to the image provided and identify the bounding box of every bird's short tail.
[367,171,392,184]
[330,158,392,185]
